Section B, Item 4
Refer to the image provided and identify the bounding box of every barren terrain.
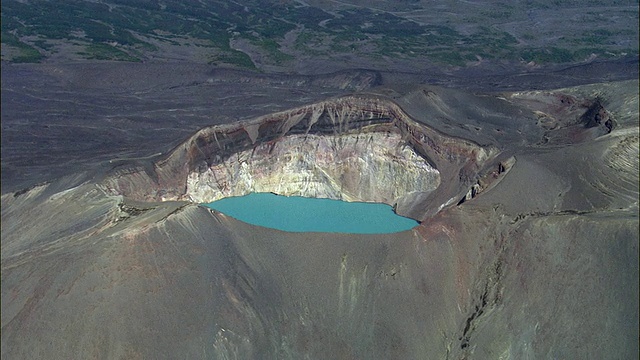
[1,1,638,359]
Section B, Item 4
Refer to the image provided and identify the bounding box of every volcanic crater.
[102,95,506,221]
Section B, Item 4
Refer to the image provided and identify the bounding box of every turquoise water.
[203,192,419,234]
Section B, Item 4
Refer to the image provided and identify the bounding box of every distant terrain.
[2,0,638,72]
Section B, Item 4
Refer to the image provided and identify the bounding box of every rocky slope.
[1,80,638,359]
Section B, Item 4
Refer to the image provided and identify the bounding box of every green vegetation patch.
[426,51,467,66]
[77,43,141,62]
[520,47,575,63]
[208,50,256,69]
[254,38,293,64]
[1,32,44,63]
[1,0,636,66]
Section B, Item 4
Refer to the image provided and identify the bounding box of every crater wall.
[103,95,498,219]
[186,132,441,205]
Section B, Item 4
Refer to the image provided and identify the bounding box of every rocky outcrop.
[186,132,440,205]
[102,95,497,219]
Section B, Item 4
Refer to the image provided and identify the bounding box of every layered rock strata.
[103,95,497,219]
[186,132,440,205]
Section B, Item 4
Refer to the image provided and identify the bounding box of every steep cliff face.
[186,132,440,205]
[104,95,496,219]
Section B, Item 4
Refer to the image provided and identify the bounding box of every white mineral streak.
[280,112,306,134]
[308,106,323,131]
[186,132,440,205]
[244,123,260,144]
